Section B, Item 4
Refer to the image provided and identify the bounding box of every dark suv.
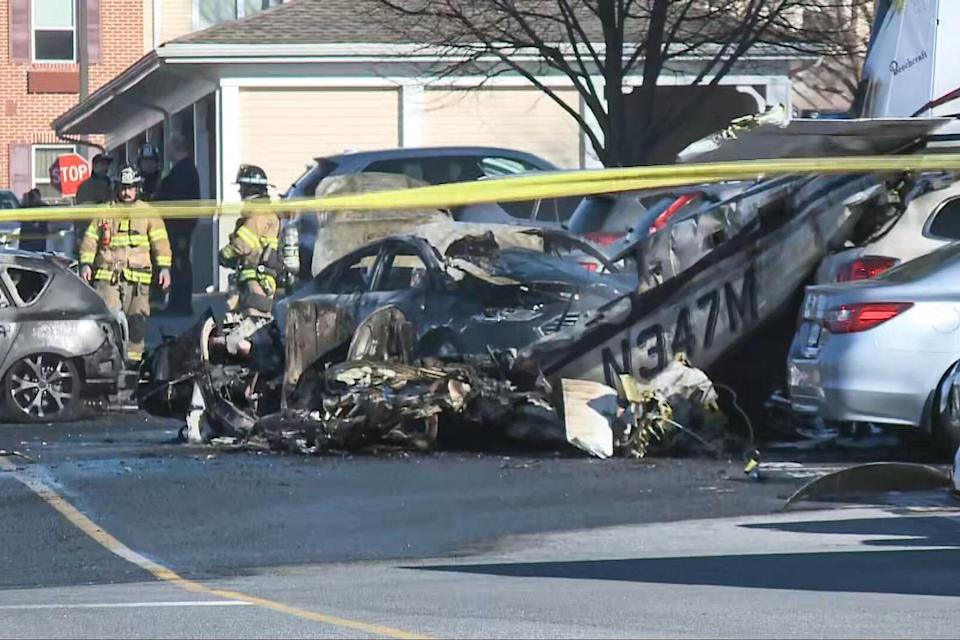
[283,146,557,198]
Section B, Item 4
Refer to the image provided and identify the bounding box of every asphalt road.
[2,414,959,638]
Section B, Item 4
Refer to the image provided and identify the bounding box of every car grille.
[541,312,580,334]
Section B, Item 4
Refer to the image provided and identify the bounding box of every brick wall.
[0,1,146,196]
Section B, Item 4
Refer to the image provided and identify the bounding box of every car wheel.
[935,363,960,458]
[3,354,82,423]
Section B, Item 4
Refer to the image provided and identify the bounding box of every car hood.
[487,248,631,294]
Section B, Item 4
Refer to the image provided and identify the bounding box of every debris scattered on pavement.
[782,462,952,511]
[141,301,734,460]
[0,449,33,463]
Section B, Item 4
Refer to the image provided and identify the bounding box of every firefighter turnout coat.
[78,202,173,284]
[219,206,281,315]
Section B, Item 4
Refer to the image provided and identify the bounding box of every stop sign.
[49,153,91,198]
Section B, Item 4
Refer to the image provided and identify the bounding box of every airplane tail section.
[859,0,942,118]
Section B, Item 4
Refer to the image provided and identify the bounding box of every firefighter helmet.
[236,164,270,198]
[118,164,142,186]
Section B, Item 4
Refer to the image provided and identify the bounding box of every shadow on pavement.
[743,515,960,548]
[413,515,960,597]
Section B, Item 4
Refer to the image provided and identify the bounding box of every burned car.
[0,251,122,422]
[277,221,636,361]
[140,223,635,442]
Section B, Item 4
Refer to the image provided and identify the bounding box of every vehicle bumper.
[80,335,122,394]
[787,331,944,429]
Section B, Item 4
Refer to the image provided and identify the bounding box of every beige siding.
[159,0,194,44]
[239,88,401,189]
[422,88,582,168]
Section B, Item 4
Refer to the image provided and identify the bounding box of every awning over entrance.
[54,52,218,147]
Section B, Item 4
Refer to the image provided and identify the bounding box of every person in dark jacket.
[75,153,113,204]
[156,135,201,316]
[137,143,162,201]
[73,153,114,259]
[19,188,48,253]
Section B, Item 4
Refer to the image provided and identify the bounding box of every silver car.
[788,244,960,455]
[815,173,960,284]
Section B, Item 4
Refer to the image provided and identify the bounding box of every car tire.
[2,354,83,423]
[935,364,960,458]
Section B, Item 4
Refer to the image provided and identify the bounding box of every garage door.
[239,88,401,190]
[422,88,582,169]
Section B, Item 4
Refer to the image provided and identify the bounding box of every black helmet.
[118,164,142,187]
[137,143,160,161]
[237,164,268,193]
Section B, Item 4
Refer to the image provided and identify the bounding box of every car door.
[0,273,20,374]
[281,243,382,334]
[356,240,438,329]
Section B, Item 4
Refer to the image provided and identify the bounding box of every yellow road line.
[0,456,428,639]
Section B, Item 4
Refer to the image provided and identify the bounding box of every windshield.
[287,158,340,196]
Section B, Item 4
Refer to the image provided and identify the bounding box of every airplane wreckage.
[139,117,960,459]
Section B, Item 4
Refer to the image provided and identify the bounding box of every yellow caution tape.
[6,154,960,223]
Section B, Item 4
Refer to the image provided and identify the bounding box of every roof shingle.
[169,0,414,45]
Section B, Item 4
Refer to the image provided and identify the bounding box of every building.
[2,0,151,200]
[53,0,816,291]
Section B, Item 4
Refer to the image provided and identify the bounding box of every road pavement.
[1,415,959,638]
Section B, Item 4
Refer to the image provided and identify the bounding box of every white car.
[816,173,960,283]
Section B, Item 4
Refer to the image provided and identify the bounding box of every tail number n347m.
[601,265,758,385]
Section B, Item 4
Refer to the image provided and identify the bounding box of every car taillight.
[836,256,899,282]
[580,261,598,272]
[583,232,624,247]
[823,302,912,333]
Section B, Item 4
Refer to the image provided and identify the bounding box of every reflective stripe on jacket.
[78,201,173,279]
[219,208,280,283]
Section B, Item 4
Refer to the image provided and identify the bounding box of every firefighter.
[79,165,172,368]
[218,165,283,355]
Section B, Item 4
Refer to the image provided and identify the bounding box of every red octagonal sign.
[49,153,91,198]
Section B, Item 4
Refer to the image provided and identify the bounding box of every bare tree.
[371,0,873,166]
[790,1,873,115]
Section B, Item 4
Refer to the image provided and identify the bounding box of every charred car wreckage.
[0,251,123,422]
[139,117,960,458]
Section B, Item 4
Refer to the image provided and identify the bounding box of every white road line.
[0,601,252,611]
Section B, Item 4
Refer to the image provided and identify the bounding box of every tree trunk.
[630,0,670,165]
[598,0,626,166]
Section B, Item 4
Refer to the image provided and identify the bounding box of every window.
[327,248,379,293]
[33,0,75,62]
[479,156,540,177]
[365,159,428,183]
[365,154,542,187]
[5,268,49,305]
[196,0,283,29]
[33,145,76,201]
[0,283,10,309]
[374,250,428,292]
[927,198,960,240]
[0,193,19,210]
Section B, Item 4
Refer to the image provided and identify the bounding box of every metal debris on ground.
[0,450,33,463]
[141,299,733,460]
[782,462,952,511]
